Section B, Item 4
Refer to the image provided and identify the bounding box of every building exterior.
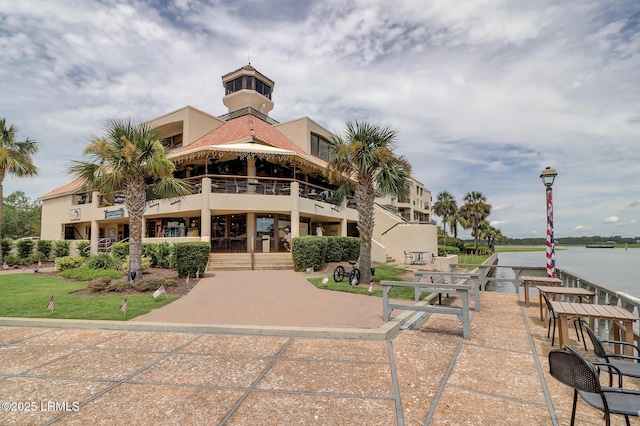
[40,65,437,264]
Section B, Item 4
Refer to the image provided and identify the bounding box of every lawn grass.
[455,254,491,268]
[308,264,422,300]
[0,274,178,320]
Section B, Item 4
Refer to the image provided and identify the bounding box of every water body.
[492,246,640,299]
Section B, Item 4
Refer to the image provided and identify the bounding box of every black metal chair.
[549,347,640,426]
[542,292,586,349]
[580,320,640,386]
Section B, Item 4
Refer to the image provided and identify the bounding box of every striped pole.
[546,191,556,277]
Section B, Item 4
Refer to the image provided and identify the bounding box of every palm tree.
[68,118,191,281]
[325,120,411,285]
[433,191,457,245]
[459,191,492,254]
[478,222,503,252]
[447,210,468,239]
[0,118,38,265]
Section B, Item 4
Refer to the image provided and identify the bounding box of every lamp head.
[540,166,557,188]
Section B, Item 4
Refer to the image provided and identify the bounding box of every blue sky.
[1,0,639,239]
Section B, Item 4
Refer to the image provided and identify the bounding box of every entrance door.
[210,214,247,252]
[256,215,274,252]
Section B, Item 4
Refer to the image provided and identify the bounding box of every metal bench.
[413,271,482,312]
[381,280,471,339]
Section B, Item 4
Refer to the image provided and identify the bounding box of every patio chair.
[233,178,246,193]
[549,347,640,426]
[579,320,640,386]
[542,293,586,349]
[403,251,414,265]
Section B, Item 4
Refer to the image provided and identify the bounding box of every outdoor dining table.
[409,251,429,265]
[521,275,562,307]
[551,301,640,356]
[536,285,596,322]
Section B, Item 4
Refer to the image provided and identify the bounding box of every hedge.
[291,236,360,272]
[175,242,210,278]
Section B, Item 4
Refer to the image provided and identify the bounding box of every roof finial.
[248,53,251,65]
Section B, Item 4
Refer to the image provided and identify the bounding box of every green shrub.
[438,237,465,252]
[175,242,210,278]
[121,255,152,271]
[143,242,175,268]
[290,236,360,272]
[76,241,91,258]
[438,245,460,256]
[110,242,129,260]
[462,244,490,254]
[16,239,35,259]
[325,236,360,263]
[85,253,122,270]
[36,240,53,259]
[106,280,132,292]
[53,240,71,257]
[343,237,360,262]
[55,255,84,271]
[60,267,122,281]
[1,238,12,258]
[291,236,328,272]
[27,252,46,264]
[87,277,112,292]
[4,254,22,266]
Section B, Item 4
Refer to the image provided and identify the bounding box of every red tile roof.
[40,178,85,199]
[170,115,308,156]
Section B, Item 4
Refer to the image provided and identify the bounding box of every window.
[225,77,243,95]
[244,76,254,90]
[256,79,272,99]
[161,134,183,149]
[310,134,331,161]
[225,76,272,99]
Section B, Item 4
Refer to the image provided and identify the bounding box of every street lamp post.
[540,167,558,277]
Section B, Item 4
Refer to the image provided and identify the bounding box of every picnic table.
[551,301,639,356]
[536,285,595,321]
[409,251,431,265]
[521,275,562,307]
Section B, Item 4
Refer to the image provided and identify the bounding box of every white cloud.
[604,217,620,224]
[1,0,639,239]
[490,220,508,227]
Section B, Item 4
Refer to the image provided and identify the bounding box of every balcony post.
[200,177,212,242]
[291,181,300,238]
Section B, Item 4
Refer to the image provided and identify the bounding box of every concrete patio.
[0,271,638,425]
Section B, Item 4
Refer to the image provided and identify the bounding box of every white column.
[341,199,348,236]
[200,177,211,242]
[247,157,257,194]
[291,181,300,238]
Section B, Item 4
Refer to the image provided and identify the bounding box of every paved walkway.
[1,270,639,425]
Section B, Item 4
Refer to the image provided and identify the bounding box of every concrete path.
[134,270,388,329]
[1,270,638,425]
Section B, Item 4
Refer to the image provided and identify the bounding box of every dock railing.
[451,255,640,347]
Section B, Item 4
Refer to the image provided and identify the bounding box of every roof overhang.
[169,141,327,173]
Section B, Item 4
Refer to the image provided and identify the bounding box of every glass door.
[256,215,274,252]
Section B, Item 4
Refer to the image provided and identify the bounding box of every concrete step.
[207,253,293,271]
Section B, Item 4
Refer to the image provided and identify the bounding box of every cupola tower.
[221,64,275,115]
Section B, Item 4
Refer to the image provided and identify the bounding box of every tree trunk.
[125,176,146,282]
[355,180,375,285]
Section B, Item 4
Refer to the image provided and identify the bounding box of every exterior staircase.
[207,252,294,271]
